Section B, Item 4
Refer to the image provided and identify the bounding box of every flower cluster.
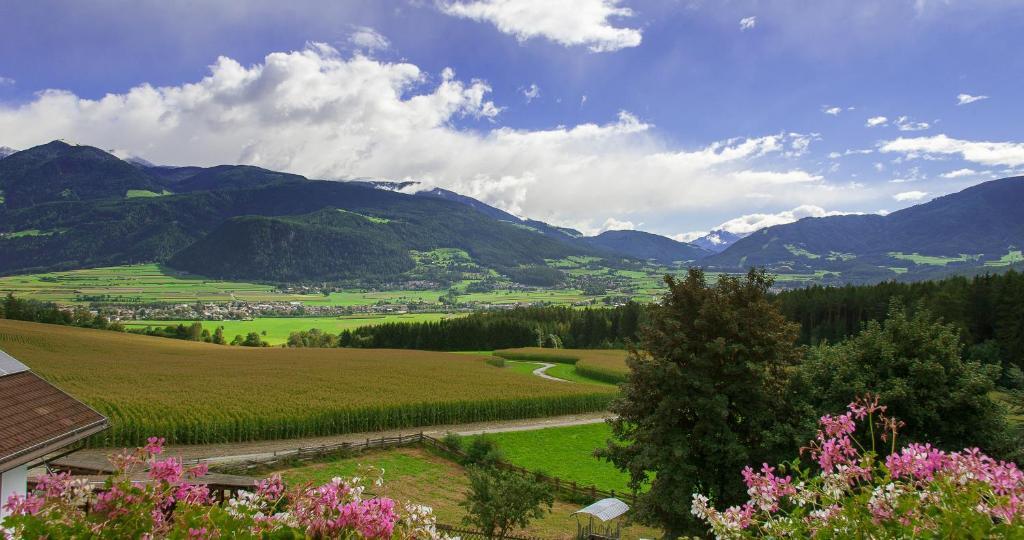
[691,395,1024,538]
[2,437,447,539]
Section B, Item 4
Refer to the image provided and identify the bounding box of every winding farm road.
[66,413,611,466]
[532,362,570,382]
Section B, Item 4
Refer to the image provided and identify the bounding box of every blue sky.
[1,0,1023,239]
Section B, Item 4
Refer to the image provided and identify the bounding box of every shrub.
[442,431,464,452]
[1,437,447,539]
[691,396,1024,538]
[466,436,504,466]
[485,356,505,368]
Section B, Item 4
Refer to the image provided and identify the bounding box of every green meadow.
[122,313,464,345]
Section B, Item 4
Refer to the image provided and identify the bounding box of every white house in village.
[0,349,108,519]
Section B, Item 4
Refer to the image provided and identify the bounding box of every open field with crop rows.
[495,348,630,384]
[123,313,464,345]
[0,320,616,446]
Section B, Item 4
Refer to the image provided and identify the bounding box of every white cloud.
[580,94,587,107]
[598,217,636,232]
[0,76,14,86]
[894,115,929,132]
[879,134,1024,167]
[713,205,849,235]
[739,16,757,31]
[0,43,861,232]
[732,170,823,184]
[437,0,642,52]
[827,151,842,159]
[522,83,540,103]
[941,168,977,178]
[822,106,842,116]
[673,231,707,243]
[866,116,888,127]
[348,26,391,51]
[957,93,988,106]
[893,190,929,202]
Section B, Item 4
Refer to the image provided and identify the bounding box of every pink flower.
[255,474,285,501]
[144,437,165,456]
[356,498,399,538]
[3,493,45,516]
[149,457,184,484]
[742,463,796,512]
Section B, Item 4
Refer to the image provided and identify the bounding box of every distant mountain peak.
[0,146,17,160]
[691,229,746,253]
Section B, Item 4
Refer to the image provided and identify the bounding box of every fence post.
[590,485,596,500]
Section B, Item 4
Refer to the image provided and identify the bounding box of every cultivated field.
[123,313,464,345]
[495,348,630,384]
[0,320,616,446]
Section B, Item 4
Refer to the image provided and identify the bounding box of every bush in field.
[790,300,1015,459]
[442,432,464,452]
[598,268,802,538]
[691,396,1024,538]
[460,466,553,539]
[2,437,446,539]
[465,436,504,466]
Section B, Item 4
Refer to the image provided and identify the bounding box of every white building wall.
[0,464,29,520]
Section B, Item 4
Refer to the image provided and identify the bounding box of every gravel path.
[72,412,611,465]
[532,362,570,382]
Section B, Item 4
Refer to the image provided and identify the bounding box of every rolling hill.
[584,229,711,264]
[705,176,1024,282]
[3,140,1022,286]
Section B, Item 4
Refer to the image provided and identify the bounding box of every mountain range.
[1,141,1022,285]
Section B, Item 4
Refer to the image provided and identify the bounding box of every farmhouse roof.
[0,348,109,472]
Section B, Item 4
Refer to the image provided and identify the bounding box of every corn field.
[0,320,616,446]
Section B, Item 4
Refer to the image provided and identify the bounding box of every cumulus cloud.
[866,116,888,127]
[822,106,842,116]
[0,43,859,232]
[522,83,540,103]
[437,0,642,52]
[348,26,391,51]
[739,16,757,31]
[894,115,930,132]
[879,134,1024,167]
[0,76,14,86]
[598,217,636,232]
[712,205,849,235]
[893,190,929,202]
[957,93,988,105]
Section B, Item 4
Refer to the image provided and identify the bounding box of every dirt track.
[73,412,611,464]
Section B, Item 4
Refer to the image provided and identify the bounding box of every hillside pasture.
[0,320,615,446]
[469,423,637,495]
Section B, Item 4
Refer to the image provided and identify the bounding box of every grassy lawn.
[122,313,464,345]
[470,423,637,495]
[275,446,659,539]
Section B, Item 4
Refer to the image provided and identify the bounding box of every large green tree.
[459,466,553,538]
[598,268,802,537]
[791,300,1015,458]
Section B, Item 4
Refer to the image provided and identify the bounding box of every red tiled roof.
[0,370,108,471]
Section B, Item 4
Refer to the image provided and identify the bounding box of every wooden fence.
[207,432,637,506]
